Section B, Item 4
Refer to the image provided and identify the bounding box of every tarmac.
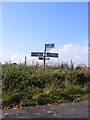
[2,100,89,119]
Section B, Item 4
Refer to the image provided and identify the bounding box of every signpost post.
[44,44,46,73]
[31,43,58,73]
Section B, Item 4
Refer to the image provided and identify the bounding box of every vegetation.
[1,62,90,108]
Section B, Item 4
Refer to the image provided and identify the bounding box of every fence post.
[25,56,27,66]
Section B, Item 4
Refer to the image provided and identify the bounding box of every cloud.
[10,53,40,65]
[10,54,25,63]
[58,44,87,56]
[57,43,88,65]
[2,43,88,66]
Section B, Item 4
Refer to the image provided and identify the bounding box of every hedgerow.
[2,63,90,108]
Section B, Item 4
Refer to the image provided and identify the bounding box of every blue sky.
[1,2,88,65]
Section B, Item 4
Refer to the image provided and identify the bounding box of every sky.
[1,2,88,66]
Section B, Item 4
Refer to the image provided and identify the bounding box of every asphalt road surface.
[2,100,89,118]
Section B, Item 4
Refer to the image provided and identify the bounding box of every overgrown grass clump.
[2,63,90,108]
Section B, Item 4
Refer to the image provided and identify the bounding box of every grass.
[1,62,90,108]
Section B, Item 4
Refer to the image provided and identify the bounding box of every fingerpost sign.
[31,43,59,73]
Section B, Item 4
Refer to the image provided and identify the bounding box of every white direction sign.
[31,52,43,57]
[45,43,54,49]
[47,52,58,58]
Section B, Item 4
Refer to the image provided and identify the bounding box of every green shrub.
[2,63,89,107]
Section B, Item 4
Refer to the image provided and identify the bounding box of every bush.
[2,63,89,108]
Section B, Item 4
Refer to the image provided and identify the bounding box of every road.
[2,100,89,118]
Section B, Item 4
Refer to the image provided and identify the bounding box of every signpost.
[31,43,59,73]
